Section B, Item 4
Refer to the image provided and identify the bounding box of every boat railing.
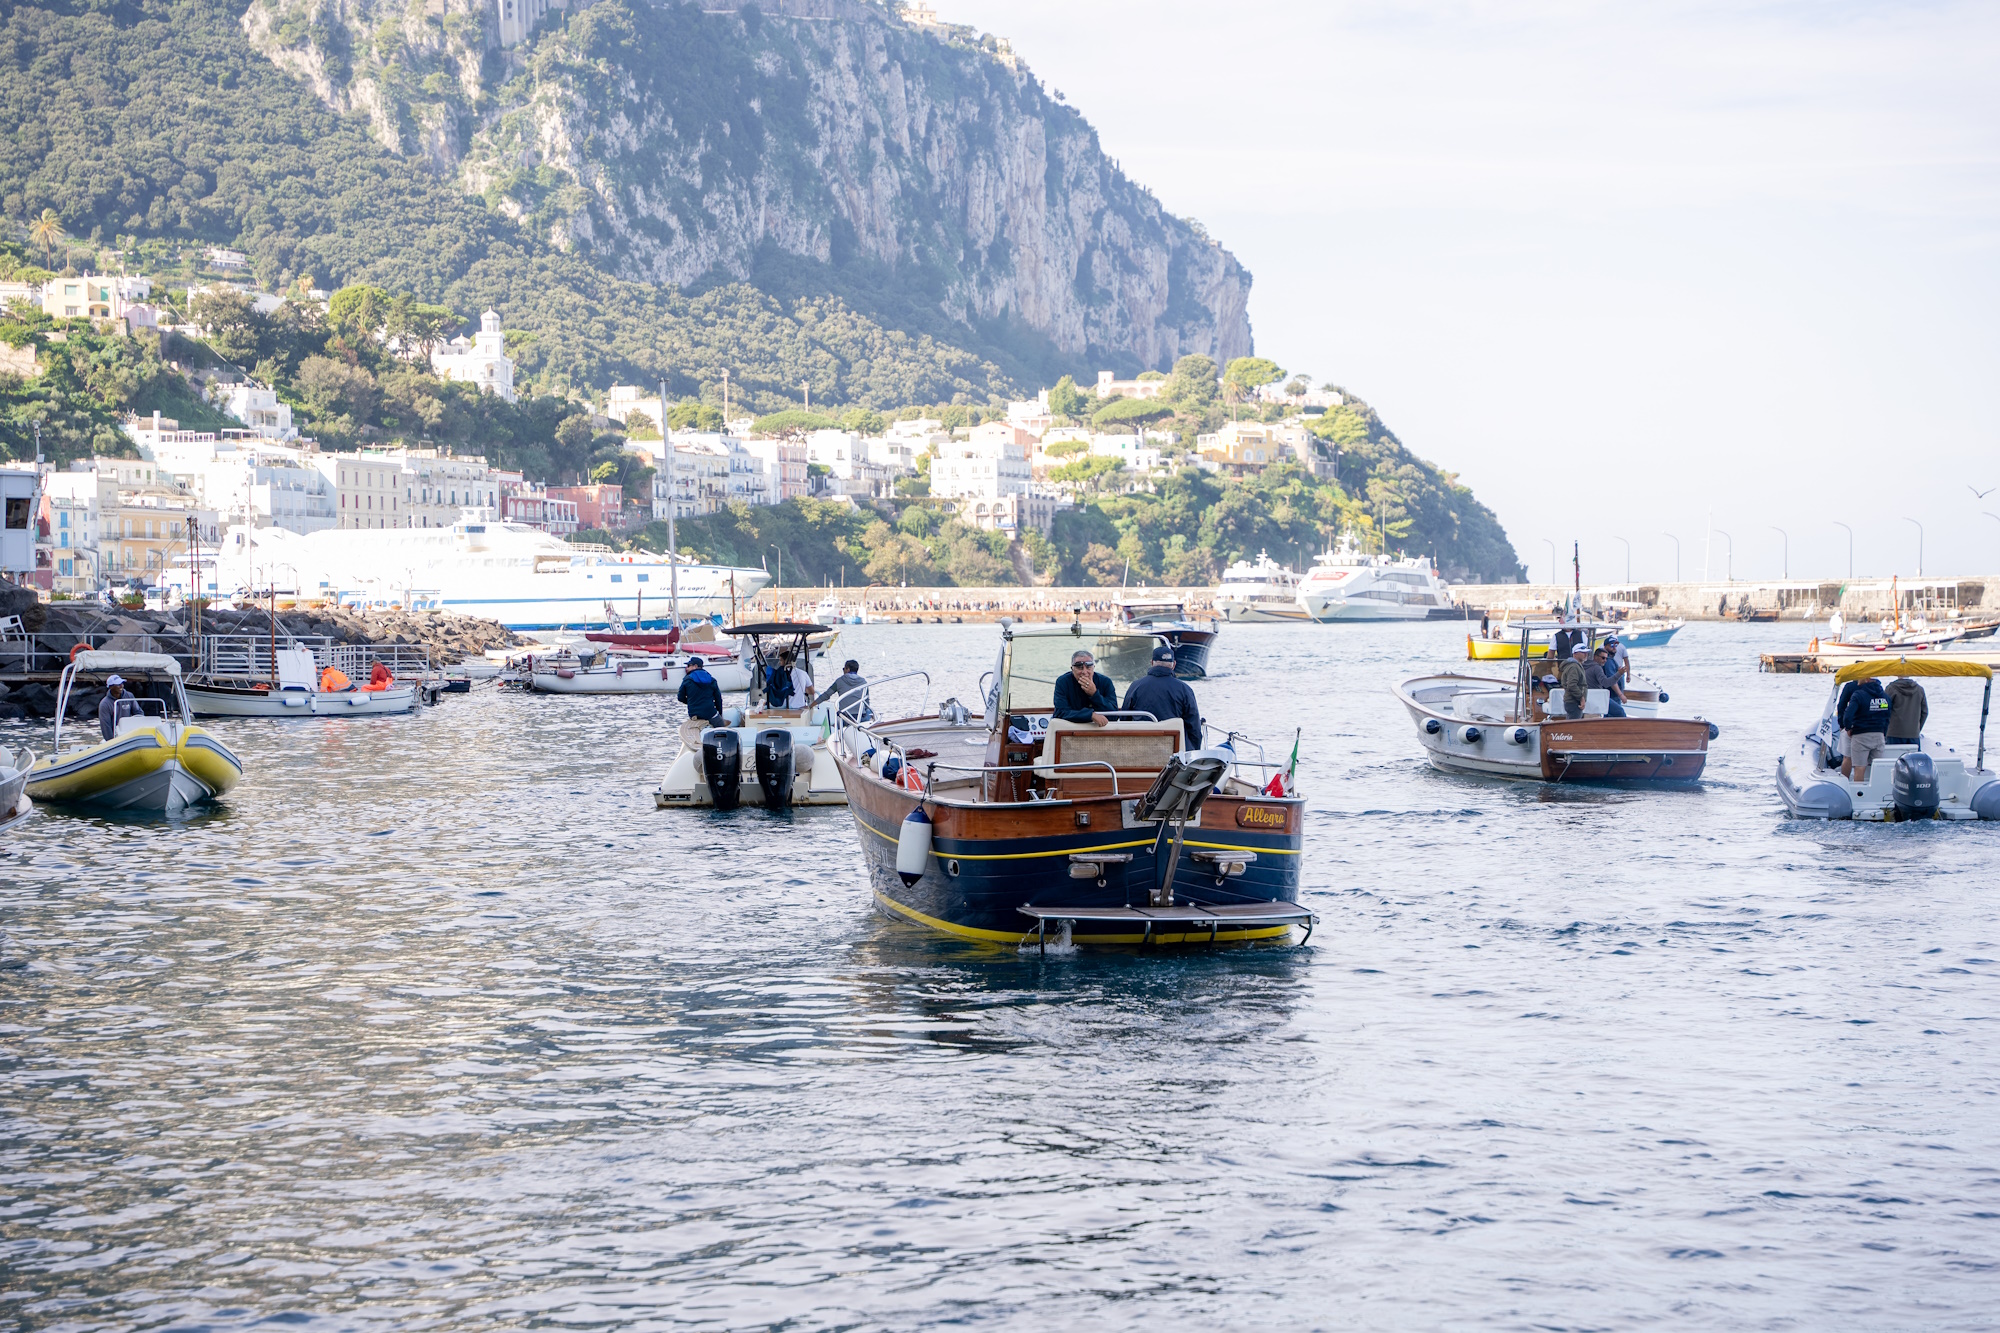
[919,758,1128,799]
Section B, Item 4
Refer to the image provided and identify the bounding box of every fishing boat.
[1214,551,1310,623]
[1618,618,1686,648]
[1400,619,1715,784]
[185,647,421,717]
[524,646,754,694]
[27,652,244,812]
[1777,659,2000,821]
[1297,532,1457,622]
[829,621,1315,947]
[1468,616,1682,660]
[654,623,852,808]
[1110,595,1220,679]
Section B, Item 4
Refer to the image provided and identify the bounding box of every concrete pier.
[1447,575,1995,622]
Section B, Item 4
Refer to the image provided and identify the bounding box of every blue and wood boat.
[831,622,1313,947]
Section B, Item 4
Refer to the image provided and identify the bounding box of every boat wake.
[1022,919,1077,956]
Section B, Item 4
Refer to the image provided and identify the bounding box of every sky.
[945,0,2000,584]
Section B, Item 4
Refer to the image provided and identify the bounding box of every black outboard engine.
[702,730,742,811]
[1892,751,1939,821]
[755,729,795,810]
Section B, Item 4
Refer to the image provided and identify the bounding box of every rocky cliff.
[239,0,1253,374]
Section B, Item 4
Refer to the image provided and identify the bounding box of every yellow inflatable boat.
[27,651,243,812]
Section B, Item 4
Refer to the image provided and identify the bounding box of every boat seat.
[1584,688,1609,717]
[1456,694,1510,722]
[1041,718,1185,797]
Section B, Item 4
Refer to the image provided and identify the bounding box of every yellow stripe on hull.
[1467,636,1527,661]
[28,725,242,810]
[872,888,1294,947]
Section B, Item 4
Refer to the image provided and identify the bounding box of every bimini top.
[1833,658,1993,684]
[724,622,830,637]
[69,650,182,676]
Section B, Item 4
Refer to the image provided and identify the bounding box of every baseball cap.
[1570,644,1588,656]
[1151,645,1175,661]
[106,674,125,686]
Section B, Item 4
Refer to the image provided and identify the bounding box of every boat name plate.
[1236,804,1288,829]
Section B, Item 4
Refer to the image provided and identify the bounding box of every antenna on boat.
[663,378,678,632]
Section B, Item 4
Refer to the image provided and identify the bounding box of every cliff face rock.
[241,0,1253,372]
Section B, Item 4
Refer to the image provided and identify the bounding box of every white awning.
[71,650,182,676]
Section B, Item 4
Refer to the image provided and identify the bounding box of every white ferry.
[1297,533,1456,622]
[178,514,772,630]
[1214,551,1310,623]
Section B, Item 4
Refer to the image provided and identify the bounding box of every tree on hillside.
[1092,397,1173,430]
[1224,357,1284,397]
[190,289,267,366]
[327,285,395,344]
[667,398,723,431]
[1166,354,1218,412]
[753,409,838,438]
[28,211,64,271]
[1046,374,1087,419]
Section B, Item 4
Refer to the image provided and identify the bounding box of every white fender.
[896,807,932,886]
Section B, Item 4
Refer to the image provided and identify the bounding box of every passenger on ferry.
[1054,648,1118,726]
[1559,644,1590,720]
[1123,645,1203,748]
[1585,646,1628,717]
[1885,677,1929,745]
[1839,676,1892,780]
[677,656,723,747]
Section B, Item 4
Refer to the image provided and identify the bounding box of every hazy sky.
[947,0,2000,583]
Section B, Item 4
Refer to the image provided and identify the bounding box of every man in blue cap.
[676,655,724,748]
[99,674,141,741]
[1123,644,1203,749]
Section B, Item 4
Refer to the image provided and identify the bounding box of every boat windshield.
[1003,631,1157,713]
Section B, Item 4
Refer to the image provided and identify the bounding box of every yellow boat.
[27,651,243,812]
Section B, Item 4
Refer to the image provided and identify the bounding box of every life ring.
[70,642,89,663]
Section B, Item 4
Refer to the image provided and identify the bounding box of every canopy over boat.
[1833,658,1992,683]
[723,622,831,637]
[70,650,182,676]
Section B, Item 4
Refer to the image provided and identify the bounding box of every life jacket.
[362,663,393,692]
[320,666,352,692]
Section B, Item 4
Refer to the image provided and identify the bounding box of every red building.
[547,483,624,534]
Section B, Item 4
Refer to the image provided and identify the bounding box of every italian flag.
[1263,729,1300,797]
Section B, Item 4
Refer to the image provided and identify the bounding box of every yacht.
[1215,552,1310,623]
[179,513,772,631]
[1297,533,1456,622]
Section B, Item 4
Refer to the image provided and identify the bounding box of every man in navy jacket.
[1838,676,1892,781]
[1123,645,1203,749]
[1053,648,1118,725]
[677,657,724,748]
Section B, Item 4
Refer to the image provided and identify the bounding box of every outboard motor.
[755,729,795,809]
[1892,751,1940,821]
[701,730,742,811]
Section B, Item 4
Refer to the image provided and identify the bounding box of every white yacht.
[180,513,772,631]
[1298,533,1455,622]
[1214,551,1310,623]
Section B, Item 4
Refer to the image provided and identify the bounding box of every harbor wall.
[753,587,1218,622]
[1442,576,1996,622]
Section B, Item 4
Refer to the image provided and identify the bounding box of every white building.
[196,455,338,535]
[375,449,499,529]
[738,437,808,502]
[673,434,773,509]
[930,422,1034,501]
[313,453,410,529]
[42,468,101,594]
[429,310,517,403]
[606,384,665,435]
[43,273,153,325]
[1095,370,1171,401]
[803,430,899,500]
[218,384,297,441]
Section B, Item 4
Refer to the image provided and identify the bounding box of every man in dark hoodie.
[1885,676,1929,746]
[1123,645,1203,749]
[1839,675,1893,781]
[676,655,724,748]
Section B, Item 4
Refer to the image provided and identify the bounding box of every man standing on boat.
[98,674,141,741]
[1055,648,1119,727]
[1124,645,1203,747]
[676,655,723,749]
[1559,644,1590,720]
[813,659,871,723]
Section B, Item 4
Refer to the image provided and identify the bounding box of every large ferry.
[1214,551,1310,623]
[1297,533,1456,622]
[181,514,772,630]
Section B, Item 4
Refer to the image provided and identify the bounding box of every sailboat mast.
[663,378,678,629]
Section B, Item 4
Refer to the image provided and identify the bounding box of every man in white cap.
[1558,643,1590,720]
[99,674,141,741]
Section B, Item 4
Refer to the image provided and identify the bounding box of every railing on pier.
[0,628,434,682]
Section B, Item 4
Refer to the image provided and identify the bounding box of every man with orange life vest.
[320,665,353,692]
[362,662,394,692]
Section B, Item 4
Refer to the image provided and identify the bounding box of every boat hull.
[838,760,1305,945]
[529,660,753,694]
[186,684,419,717]
[27,725,242,811]
[1398,676,1710,785]
[654,724,847,807]
[1218,602,1311,624]
[1303,595,1433,623]
[1159,629,1216,679]
[1777,738,1999,821]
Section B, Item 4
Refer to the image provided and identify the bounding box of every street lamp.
[1660,532,1680,583]
[1832,521,1853,579]
[769,544,782,589]
[1767,526,1788,580]
[1713,529,1733,582]
[1611,535,1630,584]
[1542,538,1557,587]
[1904,517,1923,576]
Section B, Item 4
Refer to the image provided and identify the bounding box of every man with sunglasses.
[1053,648,1118,727]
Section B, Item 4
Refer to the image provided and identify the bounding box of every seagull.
[1973,484,1997,500]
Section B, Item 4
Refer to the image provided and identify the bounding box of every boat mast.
[663,377,678,630]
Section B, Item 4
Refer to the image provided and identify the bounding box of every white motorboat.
[655,623,856,808]
[189,513,771,630]
[1297,532,1456,622]
[525,647,753,694]
[1215,551,1310,623]
[1777,659,2000,821]
[185,647,421,717]
[0,746,34,830]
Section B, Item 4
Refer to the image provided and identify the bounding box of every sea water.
[2,620,1996,1330]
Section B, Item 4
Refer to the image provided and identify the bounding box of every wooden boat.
[1778,659,2000,820]
[1404,620,1714,784]
[654,623,849,808]
[27,651,243,812]
[829,622,1315,947]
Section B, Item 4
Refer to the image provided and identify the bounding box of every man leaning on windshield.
[1053,648,1118,727]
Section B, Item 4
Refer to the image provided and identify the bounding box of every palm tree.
[27,209,65,270]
